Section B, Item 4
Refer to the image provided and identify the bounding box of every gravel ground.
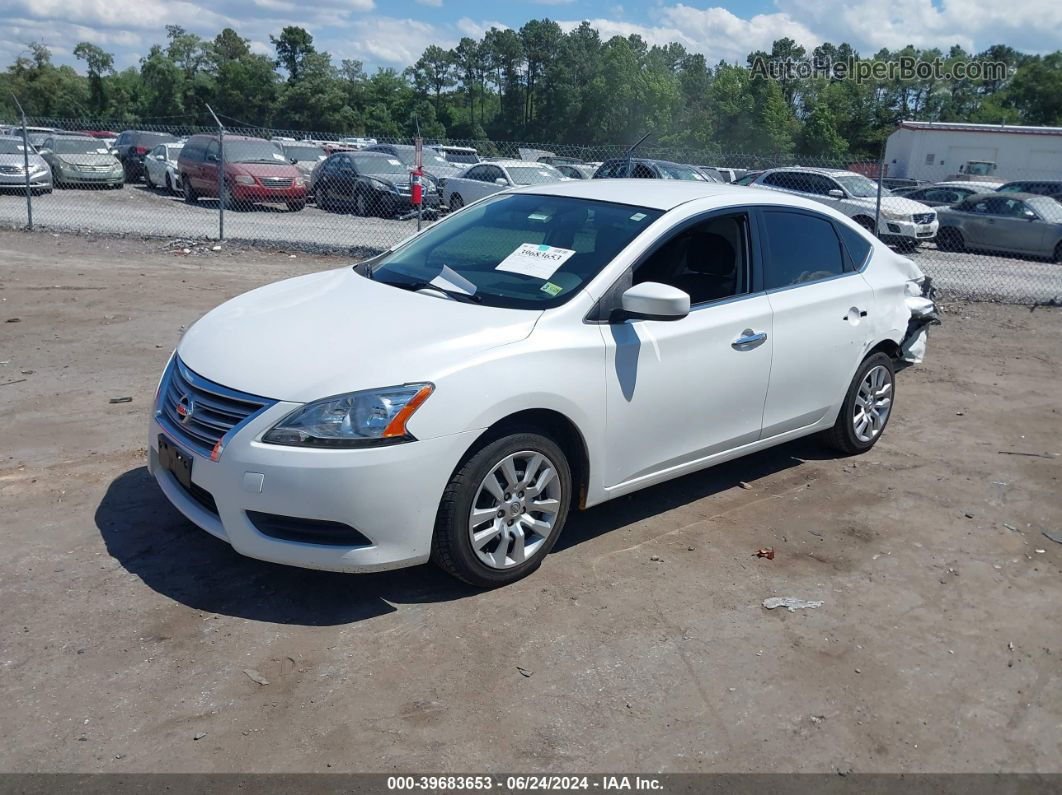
[1,231,1060,774]
[1,184,1060,303]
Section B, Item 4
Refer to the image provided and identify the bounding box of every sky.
[3,0,1061,75]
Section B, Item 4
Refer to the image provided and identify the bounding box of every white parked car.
[749,167,939,249]
[144,142,184,194]
[442,159,568,211]
[149,180,937,587]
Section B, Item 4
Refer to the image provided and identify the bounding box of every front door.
[601,211,773,489]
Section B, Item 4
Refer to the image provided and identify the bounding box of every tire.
[431,432,572,588]
[1053,241,1062,265]
[144,171,154,189]
[823,352,896,455]
[287,201,305,212]
[113,181,124,190]
[937,228,964,253]
[354,190,369,217]
[166,174,175,195]
[183,177,198,204]
[449,193,464,212]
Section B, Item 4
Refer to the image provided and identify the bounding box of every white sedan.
[144,142,184,194]
[442,159,568,211]
[148,180,937,587]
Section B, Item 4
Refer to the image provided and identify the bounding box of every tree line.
[1,21,1060,159]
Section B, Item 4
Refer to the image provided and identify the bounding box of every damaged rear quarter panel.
[859,244,925,355]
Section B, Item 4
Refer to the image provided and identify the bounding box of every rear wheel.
[183,177,198,204]
[355,190,370,217]
[823,352,895,455]
[432,432,571,588]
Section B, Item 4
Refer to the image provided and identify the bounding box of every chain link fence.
[1,116,1060,304]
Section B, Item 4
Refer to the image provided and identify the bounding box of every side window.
[633,213,750,305]
[631,163,656,179]
[808,175,836,196]
[761,210,846,288]
[464,166,486,181]
[835,222,873,270]
[487,166,505,183]
[205,140,219,160]
[43,137,54,150]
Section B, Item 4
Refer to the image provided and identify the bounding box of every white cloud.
[456,18,510,39]
[341,17,452,65]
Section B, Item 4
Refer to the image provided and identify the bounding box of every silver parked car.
[144,142,184,194]
[281,142,327,183]
[38,135,124,189]
[441,160,568,211]
[0,135,52,194]
[936,192,1062,261]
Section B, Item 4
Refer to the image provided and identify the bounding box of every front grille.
[259,177,293,188]
[247,511,372,547]
[914,212,936,224]
[0,165,24,174]
[157,357,273,456]
[78,164,112,173]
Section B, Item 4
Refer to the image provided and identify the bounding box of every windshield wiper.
[385,279,483,303]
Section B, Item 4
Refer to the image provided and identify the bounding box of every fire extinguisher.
[411,167,423,206]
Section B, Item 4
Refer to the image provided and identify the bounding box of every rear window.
[133,132,177,145]
[836,223,873,269]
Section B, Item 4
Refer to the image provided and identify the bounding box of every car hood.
[228,162,300,178]
[848,195,933,214]
[177,267,540,403]
[0,153,46,168]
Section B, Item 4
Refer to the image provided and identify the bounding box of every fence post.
[10,94,32,231]
[875,145,885,240]
[206,104,225,242]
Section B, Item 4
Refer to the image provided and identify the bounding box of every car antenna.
[625,132,651,178]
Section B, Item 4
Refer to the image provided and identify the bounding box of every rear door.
[758,208,876,438]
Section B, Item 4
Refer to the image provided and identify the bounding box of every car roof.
[51,135,100,142]
[933,181,996,188]
[516,178,858,212]
[1001,179,1062,185]
[760,166,855,177]
[487,159,559,169]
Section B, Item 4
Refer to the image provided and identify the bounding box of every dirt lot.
[1,230,1060,774]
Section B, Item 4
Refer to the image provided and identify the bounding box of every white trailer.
[884,121,1062,182]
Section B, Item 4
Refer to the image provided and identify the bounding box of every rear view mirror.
[828,189,844,198]
[620,282,690,321]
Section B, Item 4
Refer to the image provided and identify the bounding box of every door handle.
[842,310,869,320]
[732,330,767,349]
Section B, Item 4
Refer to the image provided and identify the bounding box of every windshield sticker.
[429,264,477,296]
[528,212,551,222]
[96,148,109,154]
[496,243,576,280]
[540,281,563,297]
[630,212,647,221]
[388,158,402,166]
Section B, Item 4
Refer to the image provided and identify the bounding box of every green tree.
[271,26,316,82]
[73,42,114,113]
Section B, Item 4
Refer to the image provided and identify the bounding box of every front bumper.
[55,169,123,186]
[148,404,480,573]
[378,192,441,215]
[879,217,939,242]
[0,172,51,190]
[231,183,307,203]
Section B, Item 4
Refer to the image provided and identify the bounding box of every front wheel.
[432,433,572,588]
[183,177,198,204]
[823,352,895,455]
[287,201,305,212]
[937,228,964,252]
[449,193,464,212]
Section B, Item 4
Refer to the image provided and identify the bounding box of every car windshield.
[283,145,325,161]
[0,139,27,154]
[835,174,893,198]
[366,193,663,309]
[507,165,563,185]
[54,138,111,155]
[353,155,408,176]
[1028,197,1062,223]
[444,151,479,164]
[655,163,705,181]
[225,140,286,164]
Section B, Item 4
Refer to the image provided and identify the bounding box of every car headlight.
[262,383,434,448]
[369,178,397,193]
[234,175,256,185]
[879,207,908,221]
[293,176,305,187]
[29,163,45,174]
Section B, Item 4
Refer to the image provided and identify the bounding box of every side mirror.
[619,282,690,321]
[827,189,844,199]
[1024,210,1037,221]
[495,177,508,186]
[290,157,299,165]
[207,153,219,163]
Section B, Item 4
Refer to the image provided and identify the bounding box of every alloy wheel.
[468,451,563,570]
[853,365,893,443]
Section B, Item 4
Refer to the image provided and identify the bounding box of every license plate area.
[917,225,933,234]
[158,434,193,490]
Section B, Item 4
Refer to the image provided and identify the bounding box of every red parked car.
[177,134,307,211]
